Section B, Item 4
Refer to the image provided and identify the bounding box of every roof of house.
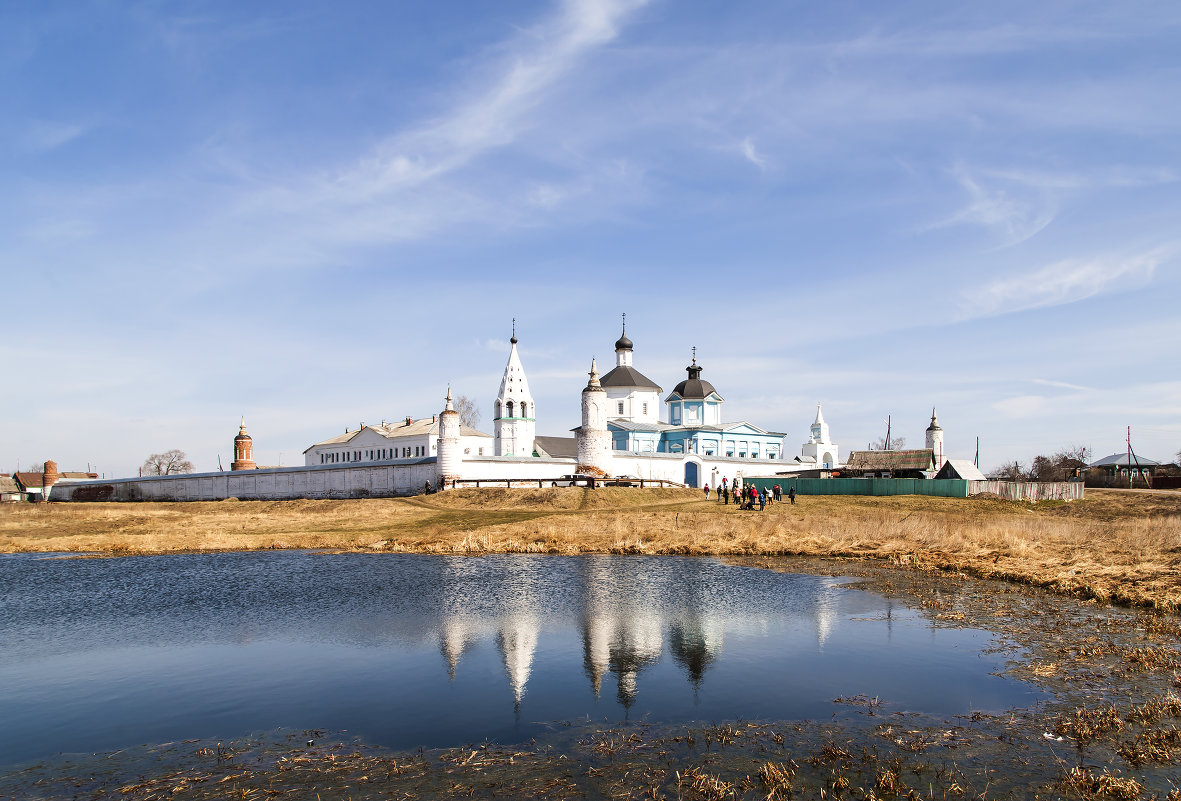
[599,365,662,392]
[934,459,987,481]
[844,449,936,471]
[533,436,578,459]
[304,418,491,452]
[13,472,45,488]
[0,476,21,494]
[1089,453,1162,468]
[60,472,98,479]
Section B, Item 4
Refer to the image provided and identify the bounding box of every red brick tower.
[231,417,256,471]
[42,460,59,487]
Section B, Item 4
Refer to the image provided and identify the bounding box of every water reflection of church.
[431,558,847,710]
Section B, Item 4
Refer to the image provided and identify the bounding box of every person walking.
[788,486,796,505]
[758,489,766,511]
[723,485,729,504]
[716,485,723,502]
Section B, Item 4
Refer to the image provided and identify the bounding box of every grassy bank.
[3,487,1180,610]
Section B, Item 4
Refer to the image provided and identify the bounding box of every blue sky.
[3,0,1179,477]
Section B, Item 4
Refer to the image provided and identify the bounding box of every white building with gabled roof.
[302,415,491,466]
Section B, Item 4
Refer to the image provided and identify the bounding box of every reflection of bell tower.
[498,617,539,709]
[815,579,841,651]
[440,617,471,681]
[231,417,256,471]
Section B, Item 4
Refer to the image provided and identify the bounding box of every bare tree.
[871,436,906,450]
[987,461,1028,481]
[1029,444,1092,481]
[455,394,482,429]
[141,449,195,476]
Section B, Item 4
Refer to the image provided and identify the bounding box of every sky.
[2,0,1179,478]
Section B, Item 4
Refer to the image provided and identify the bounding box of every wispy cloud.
[965,246,1172,318]
[21,120,89,152]
[740,137,766,170]
[1030,378,1092,392]
[257,0,649,227]
[925,168,1056,246]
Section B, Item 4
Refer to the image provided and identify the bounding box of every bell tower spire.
[493,324,536,457]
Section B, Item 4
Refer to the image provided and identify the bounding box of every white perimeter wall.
[51,461,440,502]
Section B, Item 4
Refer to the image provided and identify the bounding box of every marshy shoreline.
[3,487,1180,611]
[6,553,1181,799]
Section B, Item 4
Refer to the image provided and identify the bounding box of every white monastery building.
[54,318,993,503]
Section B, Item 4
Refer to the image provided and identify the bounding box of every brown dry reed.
[2,486,1180,611]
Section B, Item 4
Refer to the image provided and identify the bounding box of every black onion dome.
[671,361,717,399]
[615,332,633,350]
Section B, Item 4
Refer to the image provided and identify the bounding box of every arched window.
[520,402,527,418]
[495,401,502,419]
[506,400,514,418]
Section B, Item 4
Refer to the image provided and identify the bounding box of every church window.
[495,401,501,419]
[706,450,714,456]
[642,402,648,415]
[521,402,527,418]
[506,400,514,418]
[478,447,484,455]
[618,402,624,414]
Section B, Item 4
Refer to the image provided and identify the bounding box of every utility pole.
[885,415,892,450]
[974,437,979,468]
[1127,426,1133,488]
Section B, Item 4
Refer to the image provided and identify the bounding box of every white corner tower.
[800,403,840,469]
[925,408,945,469]
[437,385,462,488]
[576,359,612,476]
[493,324,536,457]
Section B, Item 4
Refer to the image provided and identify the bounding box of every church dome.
[671,359,717,399]
[615,332,633,351]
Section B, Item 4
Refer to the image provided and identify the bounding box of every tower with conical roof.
[437,386,462,487]
[800,403,839,469]
[231,417,256,471]
[576,359,612,475]
[493,323,536,457]
[925,408,945,469]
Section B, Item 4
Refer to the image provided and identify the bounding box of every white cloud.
[21,120,89,152]
[926,168,1056,246]
[1029,378,1092,392]
[993,394,1051,418]
[964,245,1172,318]
[740,137,766,170]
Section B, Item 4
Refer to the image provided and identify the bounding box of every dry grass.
[3,487,1180,610]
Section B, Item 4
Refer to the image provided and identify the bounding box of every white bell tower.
[925,408,945,469]
[800,403,840,469]
[493,323,536,457]
[576,359,612,475]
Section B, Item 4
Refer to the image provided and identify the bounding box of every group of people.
[703,477,795,510]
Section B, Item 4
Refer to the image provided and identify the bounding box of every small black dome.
[672,360,716,399]
[615,332,633,350]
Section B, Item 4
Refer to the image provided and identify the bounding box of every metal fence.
[733,477,1082,500]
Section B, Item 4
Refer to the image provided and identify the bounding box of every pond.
[0,553,1040,768]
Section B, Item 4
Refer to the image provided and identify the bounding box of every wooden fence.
[965,480,1084,501]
